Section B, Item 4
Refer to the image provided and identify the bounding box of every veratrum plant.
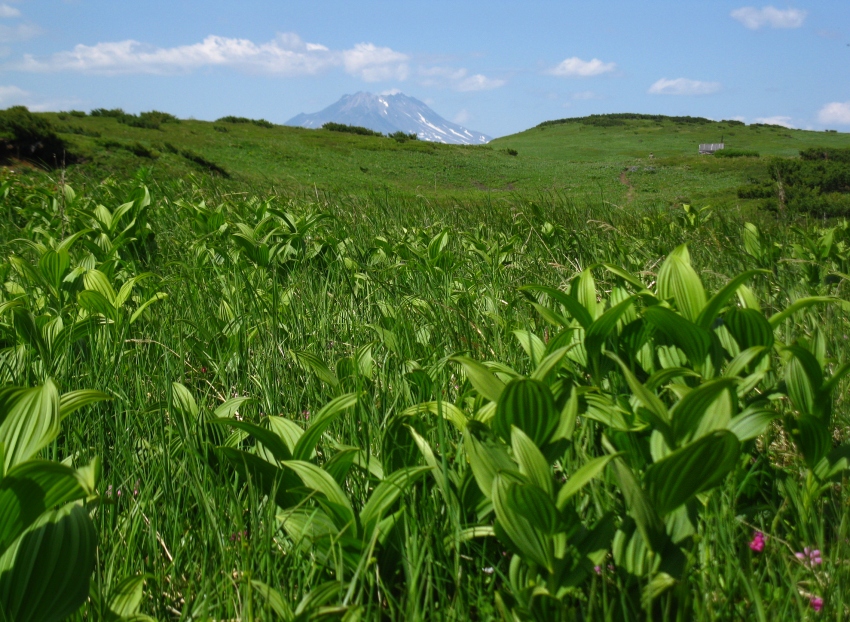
[0,379,110,622]
[170,383,430,600]
[418,242,850,612]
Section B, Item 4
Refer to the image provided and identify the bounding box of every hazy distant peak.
[286,92,491,145]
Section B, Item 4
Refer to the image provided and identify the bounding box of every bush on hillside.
[388,131,418,143]
[216,115,274,128]
[322,122,383,137]
[737,148,850,217]
[537,113,713,129]
[0,105,70,166]
[714,149,759,158]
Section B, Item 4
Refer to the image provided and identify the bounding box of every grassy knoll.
[38,110,850,214]
[1,110,850,620]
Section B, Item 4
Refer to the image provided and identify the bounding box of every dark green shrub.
[213,125,228,133]
[0,105,69,166]
[800,147,850,163]
[216,115,274,128]
[90,108,126,117]
[68,110,86,117]
[714,149,759,158]
[322,122,383,137]
[505,148,518,156]
[388,131,418,142]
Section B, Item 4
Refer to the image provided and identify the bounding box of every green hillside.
[6,109,850,212]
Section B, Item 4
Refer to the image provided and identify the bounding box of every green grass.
[42,110,850,217]
[1,111,850,620]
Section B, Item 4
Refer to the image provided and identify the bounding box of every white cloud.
[648,77,721,95]
[0,22,38,42]
[818,101,850,125]
[419,66,505,91]
[731,6,807,29]
[754,115,794,127]
[0,84,27,104]
[0,4,21,18]
[548,57,616,77]
[12,33,409,82]
[342,43,408,82]
[457,73,505,92]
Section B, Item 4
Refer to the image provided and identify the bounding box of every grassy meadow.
[1,110,850,621]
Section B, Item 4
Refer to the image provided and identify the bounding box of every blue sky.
[0,1,848,137]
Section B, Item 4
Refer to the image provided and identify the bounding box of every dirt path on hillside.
[619,170,635,203]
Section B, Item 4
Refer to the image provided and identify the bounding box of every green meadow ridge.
[5,107,850,210]
[1,106,850,620]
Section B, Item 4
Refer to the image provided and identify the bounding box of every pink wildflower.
[810,596,823,612]
[749,531,765,553]
[795,547,822,566]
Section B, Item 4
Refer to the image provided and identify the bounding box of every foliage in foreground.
[1,168,849,619]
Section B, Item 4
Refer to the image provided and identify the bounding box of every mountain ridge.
[285,92,491,145]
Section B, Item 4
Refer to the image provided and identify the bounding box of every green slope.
[20,111,850,211]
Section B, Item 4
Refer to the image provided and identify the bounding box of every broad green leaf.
[724,307,774,351]
[213,396,254,420]
[401,400,467,431]
[77,290,117,322]
[464,427,516,500]
[723,346,767,379]
[114,273,154,309]
[267,417,305,454]
[656,245,705,322]
[645,431,740,516]
[208,418,291,462]
[511,426,552,495]
[643,306,711,367]
[252,580,294,621]
[82,269,117,304]
[107,574,150,617]
[216,447,297,509]
[170,383,199,419]
[520,285,593,329]
[784,346,823,417]
[584,296,635,364]
[696,270,766,330]
[292,393,359,461]
[530,345,573,381]
[603,436,668,553]
[556,453,619,509]
[606,352,670,428]
[282,460,355,530]
[670,378,737,443]
[813,445,850,482]
[512,329,546,365]
[493,378,557,446]
[450,356,505,403]
[574,268,599,319]
[727,407,776,441]
[129,292,167,325]
[0,461,88,556]
[0,503,96,622]
[791,415,831,468]
[492,475,555,571]
[359,466,431,534]
[292,350,340,388]
[0,381,61,471]
[58,390,112,421]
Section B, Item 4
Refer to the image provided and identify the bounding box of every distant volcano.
[285,92,491,145]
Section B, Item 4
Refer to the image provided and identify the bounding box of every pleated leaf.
[493,378,557,446]
[656,245,706,322]
[0,380,61,472]
[0,503,96,622]
[645,431,740,516]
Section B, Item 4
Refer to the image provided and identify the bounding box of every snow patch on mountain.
[285,92,491,145]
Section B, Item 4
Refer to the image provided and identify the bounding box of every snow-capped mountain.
[285,92,491,145]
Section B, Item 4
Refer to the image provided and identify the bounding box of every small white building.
[699,143,725,154]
